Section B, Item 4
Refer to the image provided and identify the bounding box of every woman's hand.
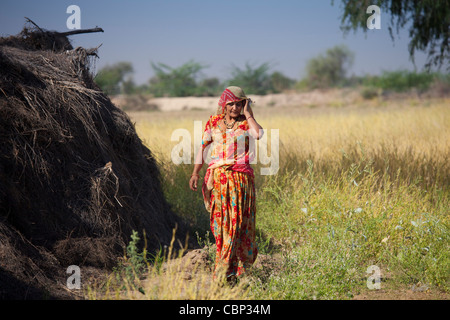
[243,98,264,140]
[243,98,254,118]
[189,174,200,191]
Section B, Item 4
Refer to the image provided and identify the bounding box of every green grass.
[249,159,449,299]
[157,148,449,299]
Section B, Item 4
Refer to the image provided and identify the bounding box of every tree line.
[93,45,357,96]
[94,44,448,97]
[94,58,297,97]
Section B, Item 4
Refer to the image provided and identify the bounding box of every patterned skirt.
[209,167,258,278]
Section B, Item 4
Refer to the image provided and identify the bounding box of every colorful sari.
[201,112,258,278]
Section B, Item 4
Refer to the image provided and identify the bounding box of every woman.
[189,86,263,281]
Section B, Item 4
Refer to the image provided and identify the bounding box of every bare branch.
[58,27,104,37]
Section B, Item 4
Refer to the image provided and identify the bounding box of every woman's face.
[225,100,244,118]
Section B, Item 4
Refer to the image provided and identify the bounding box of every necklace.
[223,117,236,129]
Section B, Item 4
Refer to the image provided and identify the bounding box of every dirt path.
[353,280,449,300]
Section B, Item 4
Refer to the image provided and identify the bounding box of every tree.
[121,77,136,95]
[305,45,355,88]
[94,62,134,95]
[270,71,295,92]
[149,60,208,97]
[227,62,274,95]
[198,77,223,96]
[335,0,450,70]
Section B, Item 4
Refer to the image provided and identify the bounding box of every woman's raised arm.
[243,99,264,140]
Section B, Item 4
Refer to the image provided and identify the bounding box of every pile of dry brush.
[0,22,187,299]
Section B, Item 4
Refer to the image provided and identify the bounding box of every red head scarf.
[218,86,247,114]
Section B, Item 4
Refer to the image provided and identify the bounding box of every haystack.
[0,23,187,299]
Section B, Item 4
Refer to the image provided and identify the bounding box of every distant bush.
[305,45,355,88]
[427,73,450,97]
[149,60,209,97]
[226,62,273,95]
[270,71,296,93]
[360,86,379,100]
[363,70,437,93]
[225,62,295,95]
[95,62,134,95]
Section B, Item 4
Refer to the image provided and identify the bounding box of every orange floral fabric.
[201,114,258,278]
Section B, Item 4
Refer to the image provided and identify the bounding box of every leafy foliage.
[94,61,133,95]
[226,62,295,94]
[147,60,294,97]
[335,0,450,70]
[126,230,147,278]
[227,62,273,95]
[270,71,296,92]
[305,45,355,88]
[363,70,437,92]
[149,60,217,97]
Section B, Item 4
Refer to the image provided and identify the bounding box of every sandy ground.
[110,88,362,112]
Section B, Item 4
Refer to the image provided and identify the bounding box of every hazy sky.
[1,0,431,85]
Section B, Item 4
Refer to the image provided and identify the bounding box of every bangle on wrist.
[246,115,254,121]
[191,173,200,177]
